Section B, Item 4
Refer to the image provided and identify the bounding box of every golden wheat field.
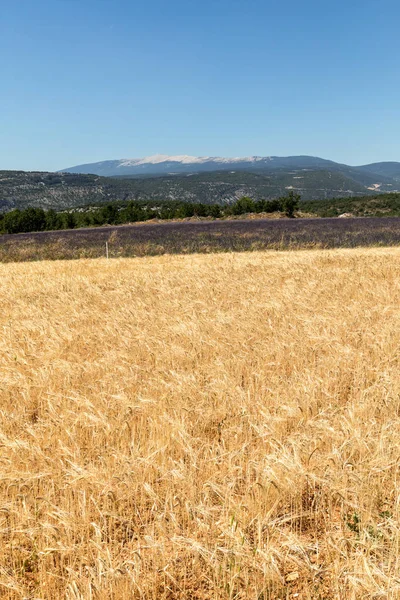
[1,248,400,599]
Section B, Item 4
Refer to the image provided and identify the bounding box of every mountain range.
[1,155,400,213]
[61,154,400,183]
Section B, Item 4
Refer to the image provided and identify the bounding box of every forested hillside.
[1,167,396,213]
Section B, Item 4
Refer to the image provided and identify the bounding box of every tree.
[100,203,119,225]
[209,204,222,218]
[3,207,46,233]
[81,212,93,227]
[64,212,77,229]
[122,201,146,222]
[230,196,255,215]
[280,191,300,218]
[45,209,63,231]
[175,203,195,218]
[3,209,23,234]
[193,203,208,217]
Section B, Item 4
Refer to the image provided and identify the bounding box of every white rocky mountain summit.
[118,154,270,166]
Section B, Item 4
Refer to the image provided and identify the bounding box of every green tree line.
[0,192,300,235]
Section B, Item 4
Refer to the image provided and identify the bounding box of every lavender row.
[1,217,400,262]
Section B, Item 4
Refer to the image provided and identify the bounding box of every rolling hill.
[0,168,392,213]
[1,155,399,213]
[356,162,400,180]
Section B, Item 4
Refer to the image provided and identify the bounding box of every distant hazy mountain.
[61,154,345,177]
[61,154,400,188]
[356,162,400,181]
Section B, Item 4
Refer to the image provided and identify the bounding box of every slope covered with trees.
[0,167,397,213]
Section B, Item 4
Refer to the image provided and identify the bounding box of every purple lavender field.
[1,217,400,262]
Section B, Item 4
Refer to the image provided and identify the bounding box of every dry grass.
[1,248,400,599]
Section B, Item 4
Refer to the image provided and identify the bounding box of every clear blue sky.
[1,0,400,171]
